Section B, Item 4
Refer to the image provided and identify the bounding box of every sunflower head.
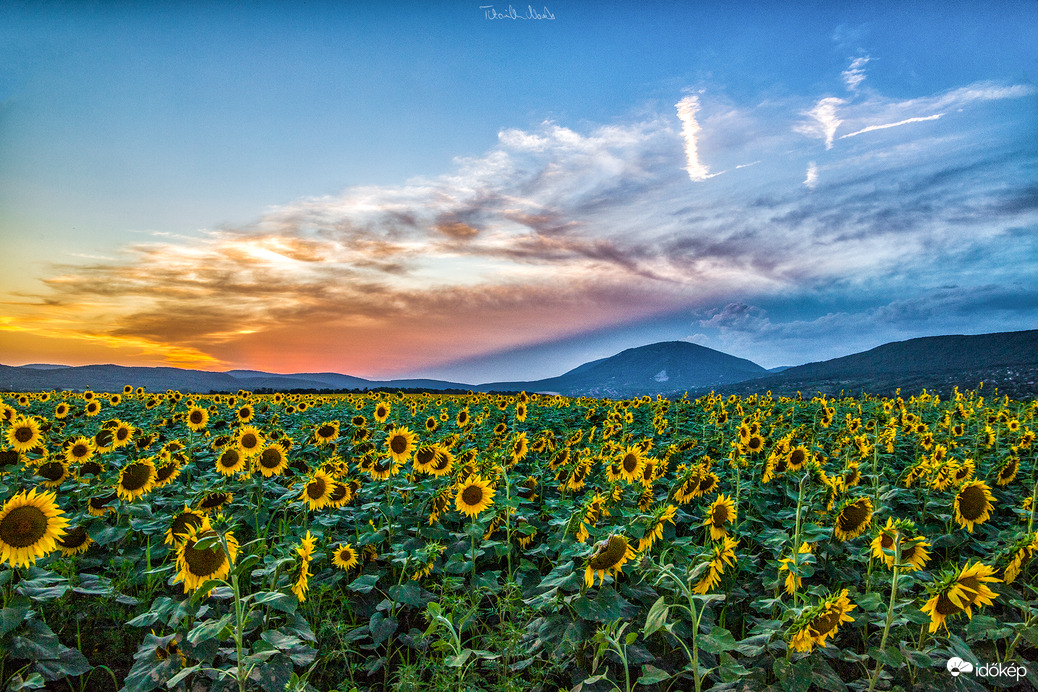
[455,477,495,517]
[0,488,68,568]
[833,497,873,541]
[954,480,996,532]
[921,561,1001,633]
[116,458,157,501]
[6,417,43,453]
[788,589,856,652]
[174,522,238,594]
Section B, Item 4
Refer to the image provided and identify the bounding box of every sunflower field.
[0,385,1035,692]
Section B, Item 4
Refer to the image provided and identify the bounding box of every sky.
[1,0,1036,383]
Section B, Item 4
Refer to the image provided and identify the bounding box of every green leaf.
[810,658,848,692]
[699,626,738,654]
[369,612,398,646]
[186,614,232,645]
[636,663,671,685]
[250,590,298,614]
[388,581,430,608]
[643,596,670,637]
[260,629,303,651]
[165,664,201,688]
[347,574,379,593]
[0,596,31,636]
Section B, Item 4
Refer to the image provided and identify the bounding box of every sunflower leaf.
[699,626,738,654]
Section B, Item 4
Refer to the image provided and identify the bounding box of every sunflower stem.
[867,530,901,692]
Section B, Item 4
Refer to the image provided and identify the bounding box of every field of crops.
[0,385,1034,692]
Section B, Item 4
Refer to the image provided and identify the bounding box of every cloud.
[675,95,718,181]
[804,162,819,189]
[8,72,1036,376]
[842,56,870,92]
[796,97,844,149]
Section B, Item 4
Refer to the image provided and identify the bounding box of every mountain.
[476,341,768,398]
[700,329,1038,399]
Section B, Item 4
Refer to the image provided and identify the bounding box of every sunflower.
[995,456,1019,486]
[428,448,454,477]
[954,480,996,532]
[742,433,765,455]
[693,536,739,594]
[921,561,1001,633]
[509,432,529,463]
[54,403,70,419]
[166,506,207,545]
[455,477,495,517]
[116,458,157,501]
[384,426,417,463]
[111,421,134,448]
[369,457,402,481]
[255,445,288,478]
[6,417,42,453]
[584,534,636,588]
[197,492,232,514]
[313,421,339,445]
[235,404,254,424]
[638,504,677,553]
[869,517,930,571]
[788,590,856,652]
[704,494,737,541]
[64,436,95,465]
[32,457,69,488]
[373,402,390,423]
[215,448,247,477]
[300,470,334,511]
[833,497,873,541]
[0,488,68,568]
[234,425,264,458]
[617,446,644,484]
[154,458,182,488]
[185,406,209,432]
[84,400,101,417]
[424,416,439,433]
[327,481,353,508]
[56,525,92,557]
[455,408,471,427]
[174,522,238,594]
[778,542,813,595]
[291,532,316,602]
[1003,534,1038,583]
[694,470,720,497]
[87,493,118,517]
[786,445,809,471]
[76,458,105,481]
[411,444,439,474]
[332,542,359,571]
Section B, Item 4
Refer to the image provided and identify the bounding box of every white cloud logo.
[947,657,974,677]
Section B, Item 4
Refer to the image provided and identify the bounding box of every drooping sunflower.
[64,436,95,465]
[87,492,118,517]
[411,444,439,474]
[154,458,182,488]
[788,589,856,652]
[1003,534,1038,583]
[833,497,873,541]
[0,488,68,568]
[35,459,71,489]
[704,494,737,541]
[254,445,288,478]
[692,536,739,594]
[215,447,247,477]
[234,425,264,457]
[995,456,1019,486]
[332,542,359,571]
[778,542,813,595]
[116,458,157,501]
[291,531,317,602]
[327,480,353,508]
[921,561,1001,633]
[56,525,92,557]
[300,470,334,511]
[455,476,495,518]
[369,457,402,481]
[6,417,43,453]
[584,534,636,588]
[384,426,417,463]
[76,458,105,481]
[185,406,209,432]
[197,492,233,514]
[869,517,930,571]
[954,480,996,532]
[694,468,720,497]
[174,521,238,594]
[638,504,677,553]
[166,505,207,545]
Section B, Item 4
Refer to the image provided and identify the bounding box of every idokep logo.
[947,656,1030,685]
[947,657,974,677]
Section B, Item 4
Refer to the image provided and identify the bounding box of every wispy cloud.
[797,97,844,149]
[840,113,944,139]
[803,162,819,189]
[842,55,870,92]
[675,95,719,181]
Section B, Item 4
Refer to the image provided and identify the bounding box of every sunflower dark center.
[712,505,730,526]
[95,430,113,447]
[935,593,962,616]
[121,463,152,491]
[838,501,869,531]
[37,462,66,481]
[71,443,89,459]
[80,461,102,476]
[171,513,203,537]
[156,463,177,481]
[958,485,987,520]
[219,449,241,468]
[306,478,327,499]
[462,485,484,506]
[390,435,408,455]
[58,525,88,549]
[699,476,717,493]
[589,535,627,570]
[790,449,806,465]
[621,454,638,472]
[0,506,48,547]
[748,436,762,450]
[14,426,34,443]
[880,533,894,550]
[116,427,130,441]
[415,448,436,465]
[189,411,204,424]
[808,609,842,637]
[329,483,348,502]
[183,533,226,577]
[958,576,981,605]
[200,494,228,509]
[241,433,258,449]
[259,448,282,468]
[999,461,1017,480]
[318,425,335,438]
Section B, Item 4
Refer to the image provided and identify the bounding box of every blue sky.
[1,1,1036,382]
